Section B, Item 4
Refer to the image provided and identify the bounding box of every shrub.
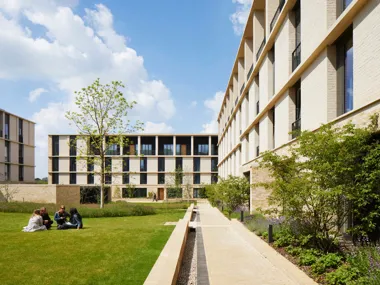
[326,265,359,285]
[311,253,342,274]
[347,247,380,285]
[285,246,302,257]
[298,249,321,266]
[262,231,268,239]
[273,231,296,248]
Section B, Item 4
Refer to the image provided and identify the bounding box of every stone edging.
[144,204,194,285]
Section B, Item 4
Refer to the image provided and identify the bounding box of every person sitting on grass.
[54,205,70,227]
[57,208,83,230]
[40,207,53,229]
[22,209,47,232]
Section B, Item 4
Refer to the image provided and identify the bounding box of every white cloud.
[230,0,252,35]
[0,1,176,177]
[190,101,197,108]
[201,91,224,133]
[28,87,47,102]
[144,122,174,134]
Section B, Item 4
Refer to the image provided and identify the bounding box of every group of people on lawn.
[22,205,83,232]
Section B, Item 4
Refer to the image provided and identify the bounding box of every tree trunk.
[100,142,105,209]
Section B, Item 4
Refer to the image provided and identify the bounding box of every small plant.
[273,231,296,248]
[298,249,321,266]
[311,253,342,274]
[325,265,358,285]
[262,231,268,239]
[285,245,302,256]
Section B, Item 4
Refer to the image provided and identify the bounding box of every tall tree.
[66,78,143,208]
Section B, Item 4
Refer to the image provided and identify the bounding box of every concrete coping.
[144,203,195,285]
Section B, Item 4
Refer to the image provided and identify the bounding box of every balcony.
[292,43,301,71]
[256,101,260,115]
[270,0,286,32]
[291,118,301,139]
[240,83,245,95]
[256,37,266,61]
[247,64,253,80]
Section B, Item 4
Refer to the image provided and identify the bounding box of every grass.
[0,209,186,285]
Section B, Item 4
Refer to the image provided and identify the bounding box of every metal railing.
[256,37,266,61]
[291,118,301,139]
[256,101,260,114]
[247,64,253,80]
[292,43,301,71]
[240,83,245,95]
[270,0,286,32]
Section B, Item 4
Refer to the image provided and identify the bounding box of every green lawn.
[0,209,185,285]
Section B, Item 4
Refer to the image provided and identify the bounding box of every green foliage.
[257,115,380,251]
[205,184,221,207]
[346,247,380,285]
[166,167,184,199]
[311,253,342,274]
[326,265,359,285]
[262,231,268,239]
[65,78,143,208]
[273,230,296,248]
[298,249,321,266]
[167,187,182,199]
[285,245,302,257]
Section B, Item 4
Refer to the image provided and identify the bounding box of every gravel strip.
[177,230,197,285]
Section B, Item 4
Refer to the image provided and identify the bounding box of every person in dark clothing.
[54,205,70,226]
[40,207,53,229]
[57,208,83,230]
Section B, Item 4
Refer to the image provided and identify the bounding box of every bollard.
[240,210,244,222]
[268,224,274,243]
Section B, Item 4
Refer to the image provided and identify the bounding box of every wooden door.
[158,188,164,200]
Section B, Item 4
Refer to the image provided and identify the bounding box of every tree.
[166,166,184,199]
[183,171,193,202]
[0,174,19,202]
[66,78,143,208]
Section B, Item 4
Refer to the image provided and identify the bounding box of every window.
[292,81,302,139]
[193,173,200,184]
[5,141,10,162]
[19,165,24,182]
[197,144,209,155]
[52,158,59,171]
[105,158,112,171]
[175,157,182,170]
[123,173,129,184]
[87,160,94,172]
[4,113,9,139]
[193,157,200,172]
[211,158,218,172]
[158,173,165,184]
[19,144,24,164]
[163,144,173,155]
[69,136,77,156]
[292,0,301,71]
[70,157,76,172]
[123,158,129,172]
[269,46,275,96]
[122,188,147,198]
[70,173,76,184]
[337,28,353,114]
[0,111,3,137]
[106,142,120,155]
[19,119,23,143]
[141,144,153,155]
[4,164,10,181]
[87,174,94,184]
[105,174,112,184]
[193,188,199,198]
[211,174,218,184]
[140,173,147,184]
[52,173,59,184]
[52,136,59,156]
[158,157,165,172]
[140,157,147,171]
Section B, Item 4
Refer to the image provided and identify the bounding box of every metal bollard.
[240,210,244,222]
[268,224,274,243]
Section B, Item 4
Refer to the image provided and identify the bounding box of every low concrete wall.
[0,184,80,205]
[144,204,194,285]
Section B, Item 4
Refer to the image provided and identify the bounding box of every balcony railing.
[292,43,301,71]
[256,146,260,157]
[256,37,266,61]
[240,83,245,95]
[256,101,260,114]
[292,118,301,139]
[247,64,253,80]
[270,0,286,32]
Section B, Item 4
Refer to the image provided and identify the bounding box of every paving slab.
[197,203,317,285]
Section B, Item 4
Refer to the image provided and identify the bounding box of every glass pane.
[345,43,353,113]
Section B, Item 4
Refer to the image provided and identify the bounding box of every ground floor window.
[80,186,110,204]
[167,187,182,198]
[193,188,207,198]
[122,187,147,198]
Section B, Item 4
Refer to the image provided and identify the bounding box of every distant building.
[48,134,218,200]
[0,109,35,182]
[217,0,380,210]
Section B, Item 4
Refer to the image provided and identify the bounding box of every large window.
[140,157,147,171]
[52,173,59,184]
[87,174,94,184]
[197,144,209,155]
[105,158,112,171]
[211,158,218,172]
[4,113,9,139]
[140,173,147,184]
[70,173,76,184]
[5,141,10,162]
[52,136,59,156]
[193,157,200,172]
[211,174,218,184]
[105,174,112,184]
[123,173,129,184]
[123,158,129,172]
[193,173,200,184]
[70,157,76,172]
[163,144,173,155]
[52,158,59,172]
[158,157,165,172]
[122,188,147,198]
[69,136,77,156]
[141,144,153,155]
[158,173,165,184]
[19,165,24,182]
[175,157,183,170]
[87,160,94,172]
[19,119,23,143]
[19,144,24,164]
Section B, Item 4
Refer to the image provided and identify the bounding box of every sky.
[0,0,252,178]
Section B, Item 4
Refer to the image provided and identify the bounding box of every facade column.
[155,135,158,155]
[173,135,176,156]
[137,136,141,156]
[208,135,212,155]
[191,136,194,156]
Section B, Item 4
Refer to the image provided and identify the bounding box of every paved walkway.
[197,202,317,285]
